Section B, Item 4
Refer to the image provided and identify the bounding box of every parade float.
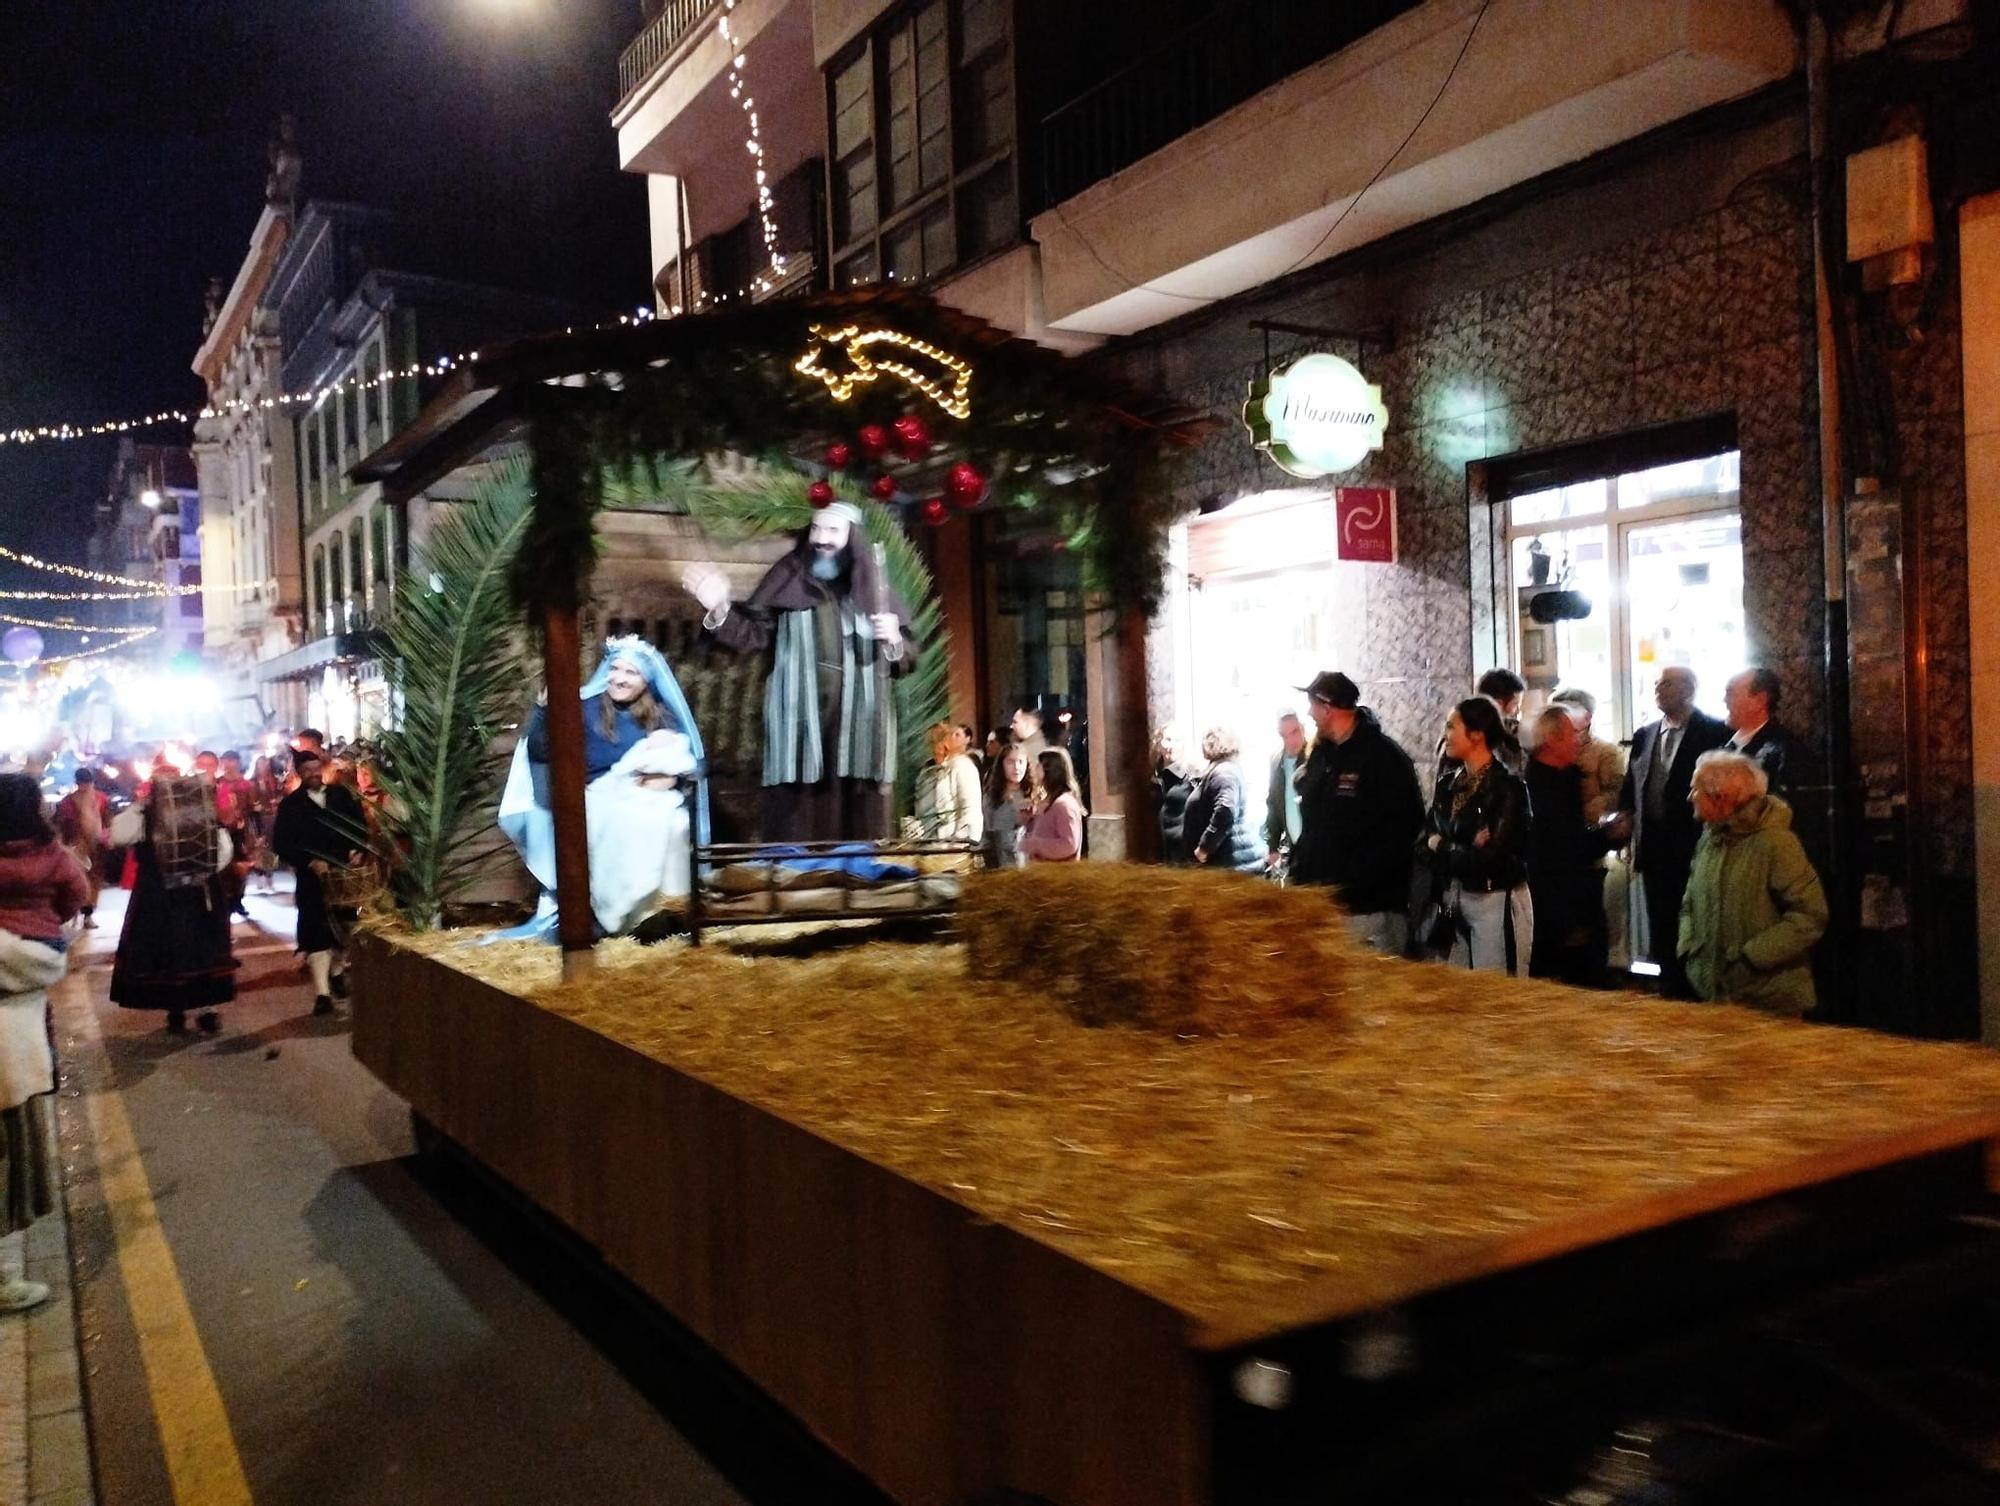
[350,290,2000,1505]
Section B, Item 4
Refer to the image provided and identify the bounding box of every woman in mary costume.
[493,636,709,940]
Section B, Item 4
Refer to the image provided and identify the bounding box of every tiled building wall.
[1113,106,1972,892]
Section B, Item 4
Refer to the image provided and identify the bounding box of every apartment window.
[349,522,365,608]
[343,374,363,466]
[316,544,336,632]
[826,0,1018,291]
[370,506,390,587]
[304,411,323,505]
[1503,450,1744,743]
[362,343,383,446]
[323,543,340,631]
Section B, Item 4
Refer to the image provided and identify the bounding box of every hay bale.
[959,864,1357,1035]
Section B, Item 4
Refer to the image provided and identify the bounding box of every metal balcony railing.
[618,0,722,110]
[1035,0,1428,210]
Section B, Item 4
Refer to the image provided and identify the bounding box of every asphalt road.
[51,885,789,1506]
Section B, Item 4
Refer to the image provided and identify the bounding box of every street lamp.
[140,488,163,509]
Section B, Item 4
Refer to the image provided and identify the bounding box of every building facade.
[191,198,309,733]
[94,441,205,661]
[258,202,592,742]
[612,0,2000,1034]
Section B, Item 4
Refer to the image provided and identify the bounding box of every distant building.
[95,440,203,661]
[191,186,307,732]
[258,202,593,742]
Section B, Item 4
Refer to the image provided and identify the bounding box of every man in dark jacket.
[1524,707,1615,986]
[1722,668,1807,799]
[272,750,369,1017]
[1289,671,1424,953]
[1611,665,1729,996]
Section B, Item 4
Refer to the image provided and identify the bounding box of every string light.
[0,610,152,636]
[794,325,975,420]
[717,0,787,300]
[0,544,205,595]
[0,588,202,602]
[31,628,160,668]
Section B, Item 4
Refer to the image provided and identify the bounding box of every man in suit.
[1722,668,1807,799]
[1609,665,1728,996]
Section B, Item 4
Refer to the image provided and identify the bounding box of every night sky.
[0,0,649,588]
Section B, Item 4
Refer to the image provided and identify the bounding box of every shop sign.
[1336,486,1397,563]
[1243,352,1388,478]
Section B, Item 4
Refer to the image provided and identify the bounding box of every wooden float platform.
[351,929,2000,1505]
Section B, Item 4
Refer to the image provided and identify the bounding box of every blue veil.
[496,635,710,897]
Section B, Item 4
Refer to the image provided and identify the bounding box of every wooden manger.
[352,870,2000,1504]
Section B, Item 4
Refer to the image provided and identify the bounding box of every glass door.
[1620,512,1746,717]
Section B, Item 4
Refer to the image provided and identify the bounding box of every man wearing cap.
[1289,671,1426,953]
[682,502,918,841]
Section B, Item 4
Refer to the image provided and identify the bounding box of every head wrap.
[496,635,709,899]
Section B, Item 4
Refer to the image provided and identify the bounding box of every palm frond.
[373,460,536,929]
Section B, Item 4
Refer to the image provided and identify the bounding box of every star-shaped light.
[793,325,974,420]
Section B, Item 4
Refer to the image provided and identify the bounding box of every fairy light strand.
[0,543,205,596]
[0,588,202,602]
[23,627,160,669]
[718,0,787,301]
[0,610,153,636]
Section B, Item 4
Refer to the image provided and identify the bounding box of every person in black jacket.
[271,749,369,1017]
[1523,707,1615,986]
[1151,728,1195,865]
[1289,672,1425,953]
[1610,665,1730,995]
[1183,727,1266,872]
[1722,668,1807,799]
[1419,697,1534,974]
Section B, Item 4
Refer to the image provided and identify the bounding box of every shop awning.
[255,629,389,684]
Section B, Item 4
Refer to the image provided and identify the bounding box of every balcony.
[618,0,722,112]
[1028,0,1797,338]
[1037,0,1429,210]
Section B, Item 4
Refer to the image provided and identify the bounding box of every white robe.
[585,731,697,935]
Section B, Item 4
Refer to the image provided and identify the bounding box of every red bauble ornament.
[945,461,986,509]
[920,497,949,526]
[825,441,853,470]
[870,473,899,501]
[856,424,890,461]
[807,480,835,508]
[891,414,932,460]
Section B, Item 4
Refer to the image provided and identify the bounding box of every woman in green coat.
[1678,750,1828,1015]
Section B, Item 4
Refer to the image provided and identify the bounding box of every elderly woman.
[1181,727,1266,872]
[1677,750,1827,1015]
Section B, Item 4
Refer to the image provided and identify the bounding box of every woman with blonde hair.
[1182,726,1265,871]
[914,720,984,843]
[1020,747,1087,862]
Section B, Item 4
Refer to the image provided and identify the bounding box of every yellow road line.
[66,977,256,1506]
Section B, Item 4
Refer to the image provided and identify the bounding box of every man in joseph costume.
[681,501,918,842]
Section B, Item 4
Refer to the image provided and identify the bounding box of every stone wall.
[1107,103,1972,892]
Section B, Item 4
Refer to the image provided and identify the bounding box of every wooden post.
[1116,603,1157,863]
[542,603,596,979]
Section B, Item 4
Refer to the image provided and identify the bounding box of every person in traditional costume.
[680,502,918,841]
[0,773,90,1311]
[492,636,707,942]
[53,767,111,929]
[108,767,239,1034]
[271,749,368,1017]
